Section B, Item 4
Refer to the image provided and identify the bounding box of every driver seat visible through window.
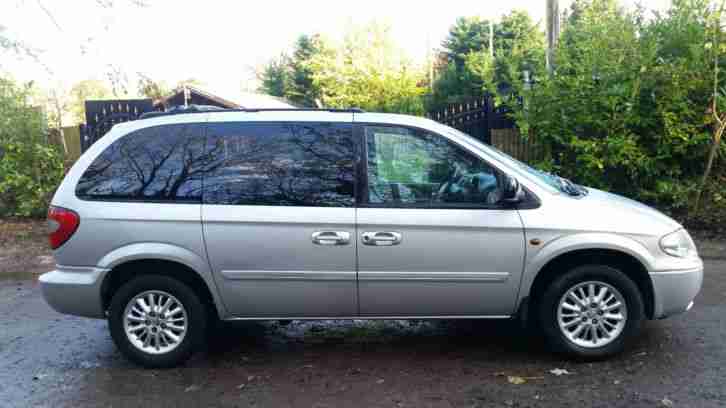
[364,126,502,207]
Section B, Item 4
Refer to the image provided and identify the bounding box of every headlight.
[659,229,697,258]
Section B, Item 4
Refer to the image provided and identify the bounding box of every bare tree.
[694,1,726,212]
[45,87,70,155]
[0,25,40,66]
[105,63,130,97]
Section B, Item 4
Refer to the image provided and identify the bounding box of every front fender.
[97,242,227,318]
[517,232,655,305]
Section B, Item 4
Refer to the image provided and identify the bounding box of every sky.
[0,0,672,98]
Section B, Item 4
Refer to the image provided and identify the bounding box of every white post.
[546,0,560,75]
[489,20,494,58]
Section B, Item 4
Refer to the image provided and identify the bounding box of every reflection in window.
[365,126,501,207]
[76,124,210,202]
[203,123,355,207]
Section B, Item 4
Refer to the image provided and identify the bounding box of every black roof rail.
[139,105,365,120]
[139,104,226,119]
[236,107,365,113]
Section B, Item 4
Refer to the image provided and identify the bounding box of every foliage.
[686,167,726,230]
[288,35,327,107]
[68,79,113,123]
[429,58,485,109]
[0,76,65,217]
[490,11,546,104]
[35,79,113,135]
[258,24,426,114]
[508,0,720,212]
[137,74,170,101]
[258,34,328,107]
[693,1,726,212]
[429,11,545,110]
[258,54,292,100]
[307,23,426,114]
[442,16,495,69]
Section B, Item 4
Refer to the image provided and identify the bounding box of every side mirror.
[501,175,524,203]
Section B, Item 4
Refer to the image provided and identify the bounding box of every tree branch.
[35,0,63,32]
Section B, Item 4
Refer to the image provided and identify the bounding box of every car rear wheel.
[108,275,206,368]
[539,264,644,359]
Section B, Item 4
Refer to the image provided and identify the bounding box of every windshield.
[441,126,577,194]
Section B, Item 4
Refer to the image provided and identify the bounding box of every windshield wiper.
[555,176,587,196]
[532,168,588,196]
[542,171,585,196]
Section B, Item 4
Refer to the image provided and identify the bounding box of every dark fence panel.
[80,99,153,152]
[425,96,514,144]
[427,97,547,163]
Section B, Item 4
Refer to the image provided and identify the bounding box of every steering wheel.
[483,173,504,205]
[435,163,465,201]
[437,169,503,205]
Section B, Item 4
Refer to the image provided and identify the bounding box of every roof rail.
[139,104,225,119]
[236,107,365,113]
[139,105,365,120]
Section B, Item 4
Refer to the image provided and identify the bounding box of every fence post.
[485,96,494,144]
[79,124,87,153]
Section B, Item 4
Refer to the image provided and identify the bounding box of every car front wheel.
[539,264,645,359]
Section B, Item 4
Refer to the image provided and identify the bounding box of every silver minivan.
[40,108,703,367]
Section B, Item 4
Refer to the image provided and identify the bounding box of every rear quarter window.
[75,123,208,202]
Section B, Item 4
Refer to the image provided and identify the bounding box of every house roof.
[155,85,295,110]
[236,92,297,109]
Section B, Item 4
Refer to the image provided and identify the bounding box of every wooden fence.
[491,128,547,164]
[427,97,546,164]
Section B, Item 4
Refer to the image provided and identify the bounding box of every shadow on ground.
[203,318,552,365]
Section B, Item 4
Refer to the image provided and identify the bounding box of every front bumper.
[39,266,108,319]
[650,262,703,319]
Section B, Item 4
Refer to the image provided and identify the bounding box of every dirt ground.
[0,218,54,277]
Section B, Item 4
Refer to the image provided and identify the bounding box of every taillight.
[47,206,80,249]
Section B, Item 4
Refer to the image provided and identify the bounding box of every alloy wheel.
[556,281,627,348]
[123,290,188,355]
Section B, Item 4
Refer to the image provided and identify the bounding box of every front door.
[356,124,526,317]
[202,120,358,318]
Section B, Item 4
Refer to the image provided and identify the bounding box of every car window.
[365,125,502,208]
[442,125,561,194]
[203,122,355,207]
[75,123,207,202]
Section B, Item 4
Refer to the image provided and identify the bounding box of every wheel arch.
[520,237,656,320]
[97,243,226,318]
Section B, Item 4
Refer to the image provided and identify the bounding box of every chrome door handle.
[361,231,402,246]
[312,231,351,246]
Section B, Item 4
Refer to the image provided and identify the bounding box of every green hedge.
[504,0,724,217]
[0,77,65,217]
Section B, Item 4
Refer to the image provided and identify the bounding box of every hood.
[571,187,682,236]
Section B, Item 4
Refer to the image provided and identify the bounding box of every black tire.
[108,275,207,368]
[538,264,645,359]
